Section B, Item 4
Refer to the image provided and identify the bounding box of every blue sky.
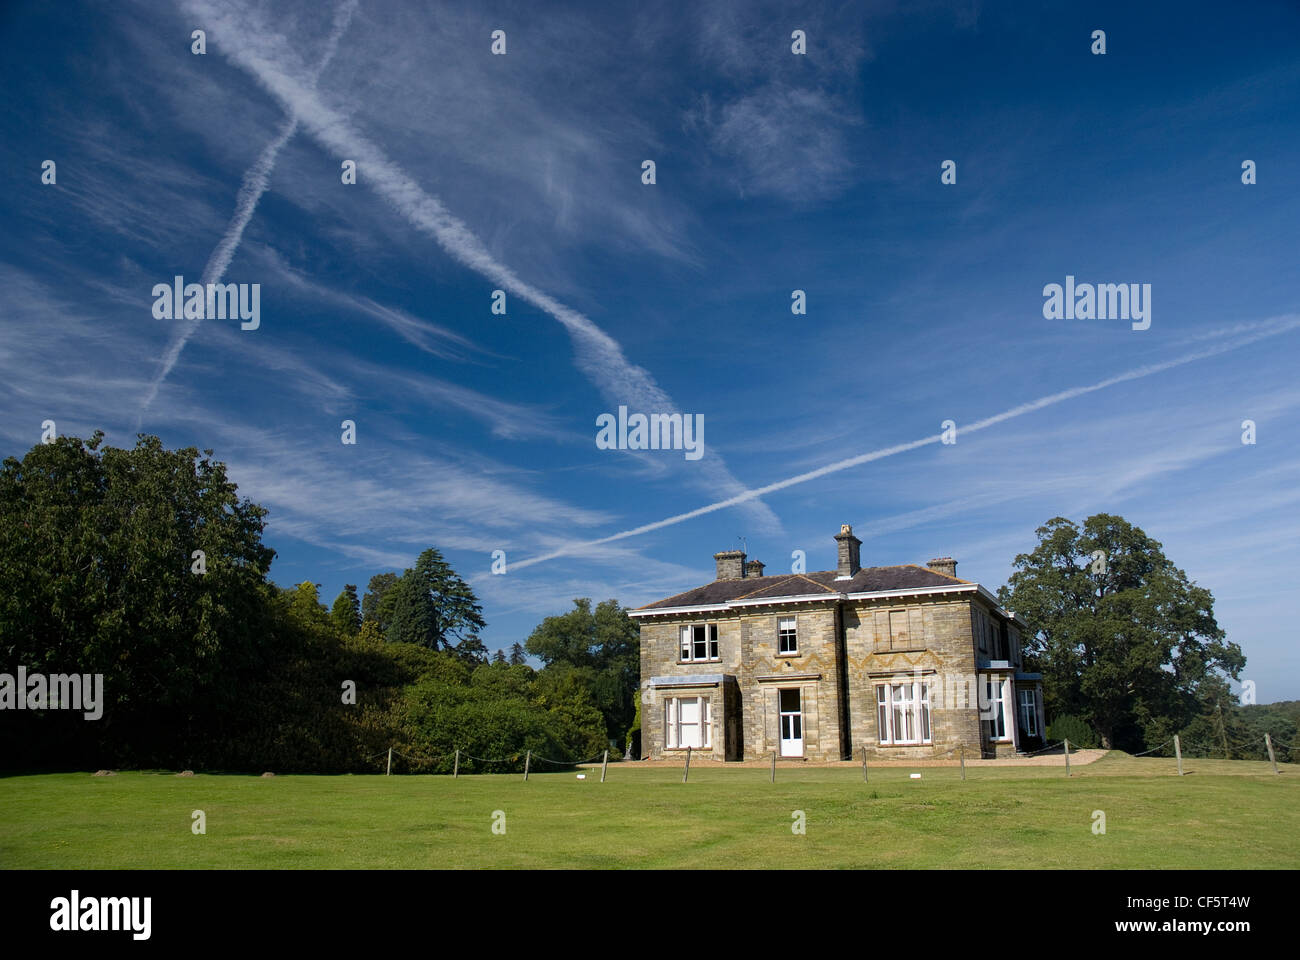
[3,1,1298,700]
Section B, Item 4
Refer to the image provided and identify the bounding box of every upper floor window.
[778,617,798,655]
[679,623,719,662]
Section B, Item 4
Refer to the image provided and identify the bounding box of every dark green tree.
[997,514,1245,750]
[361,572,399,633]
[493,648,507,664]
[508,642,527,666]
[452,635,490,666]
[331,584,361,637]
[0,432,276,766]
[386,548,486,650]
[525,598,639,748]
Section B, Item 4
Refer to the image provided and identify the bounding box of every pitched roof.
[635,564,970,612]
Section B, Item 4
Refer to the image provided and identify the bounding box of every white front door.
[779,688,803,756]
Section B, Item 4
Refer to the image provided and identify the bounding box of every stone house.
[630,524,1046,761]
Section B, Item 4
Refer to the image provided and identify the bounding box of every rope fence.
[359,725,1292,781]
[365,743,619,781]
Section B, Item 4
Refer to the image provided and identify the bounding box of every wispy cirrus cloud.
[181,0,780,531]
[688,86,862,204]
[507,315,1300,570]
[254,244,489,363]
[138,0,359,423]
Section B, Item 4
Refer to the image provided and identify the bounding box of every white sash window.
[679,624,720,662]
[778,617,798,655]
[1018,688,1038,736]
[982,677,1011,741]
[875,682,932,745]
[664,696,711,749]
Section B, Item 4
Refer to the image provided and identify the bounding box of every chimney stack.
[714,549,746,581]
[834,524,861,579]
[745,559,765,578]
[927,557,957,578]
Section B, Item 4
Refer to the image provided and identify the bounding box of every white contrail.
[178,0,779,529]
[138,0,359,424]
[504,315,1300,570]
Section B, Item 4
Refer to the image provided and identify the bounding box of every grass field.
[1,753,1295,869]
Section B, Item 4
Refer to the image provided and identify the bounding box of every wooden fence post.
[601,749,609,783]
[960,744,966,781]
[1064,738,1071,777]
[524,750,531,781]
[1174,735,1183,776]
[453,749,459,778]
[682,745,692,783]
[861,745,868,782]
[386,747,392,777]
[1265,733,1279,775]
[770,751,776,783]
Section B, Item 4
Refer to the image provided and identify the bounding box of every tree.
[493,649,507,664]
[0,432,276,766]
[331,584,361,637]
[526,598,640,748]
[288,581,330,631]
[361,572,400,633]
[451,635,490,666]
[386,548,486,650]
[508,642,527,666]
[997,514,1245,751]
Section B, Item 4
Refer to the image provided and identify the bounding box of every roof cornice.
[630,581,988,618]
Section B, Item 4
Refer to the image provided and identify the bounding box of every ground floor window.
[1018,688,1038,737]
[665,696,712,749]
[876,682,931,744]
[982,677,1011,741]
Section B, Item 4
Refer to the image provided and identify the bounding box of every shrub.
[1046,714,1099,749]
[626,694,642,758]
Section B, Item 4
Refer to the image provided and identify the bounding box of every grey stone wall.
[738,606,843,760]
[842,597,982,758]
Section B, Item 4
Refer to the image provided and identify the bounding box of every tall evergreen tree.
[331,584,361,637]
[508,642,527,665]
[452,636,490,665]
[493,649,507,664]
[386,548,486,650]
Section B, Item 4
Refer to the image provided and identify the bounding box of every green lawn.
[1,753,1294,868]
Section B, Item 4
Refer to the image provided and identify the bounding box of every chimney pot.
[744,559,765,578]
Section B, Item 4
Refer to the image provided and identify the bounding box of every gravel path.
[621,749,1108,769]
